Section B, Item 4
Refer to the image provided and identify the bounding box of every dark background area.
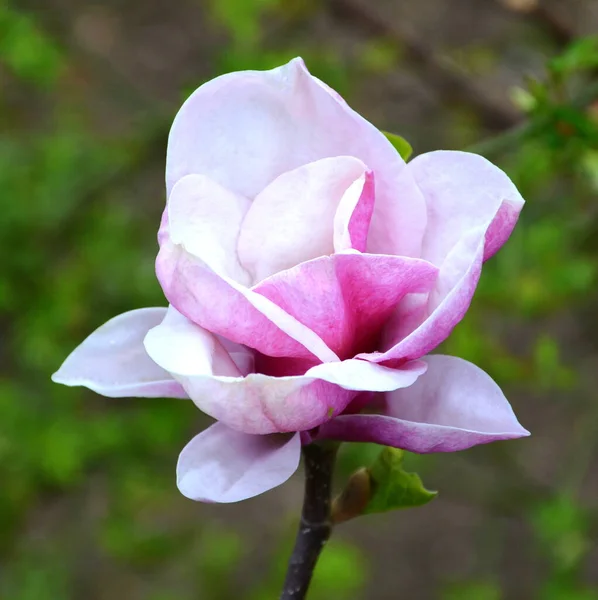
[1,0,598,598]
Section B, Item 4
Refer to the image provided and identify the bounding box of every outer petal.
[166,57,426,257]
[51,308,187,398]
[175,359,427,434]
[144,308,427,433]
[409,151,524,266]
[316,355,529,453]
[363,151,524,364]
[178,373,358,434]
[237,156,371,281]
[167,174,251,285]
[362,229,484,363]
[254,252,438,359]
[177,423,301,502]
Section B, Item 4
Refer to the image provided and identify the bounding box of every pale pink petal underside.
[177,423,301,502]
[409,150,524,266]
[145,308,426,434]
[317,355,529,452]
[364,152,524,364]
[51,308,187,399]
[178,358,425,435]
[363,230,484,364]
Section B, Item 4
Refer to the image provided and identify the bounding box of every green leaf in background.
[382,131,413,161]
[0,5,64,87]
[443,581,501,600]
[509,86,537,113]
[309,541,367,599]
[365,447,437,514]
[532,495,591,570]
[249,536,367,600]
[549,35,598,75]
[541,581,598,600]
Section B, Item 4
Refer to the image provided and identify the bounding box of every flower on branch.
[52,58,529,503]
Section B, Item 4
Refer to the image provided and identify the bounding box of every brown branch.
[497,0,576,47]
[280,443,337,600]
[533,4,576,46]
[327,0,521,131]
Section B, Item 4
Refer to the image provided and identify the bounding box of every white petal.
[52,308,187,398]
[177,423,301,502]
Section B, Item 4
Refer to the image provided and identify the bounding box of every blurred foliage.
[443,581,501,600]
[0,4,63,86]
[0,0,598,598]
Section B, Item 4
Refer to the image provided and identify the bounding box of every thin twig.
[280,443,338,600]
[327,0,521,131]
[533,4,576,46]
[497,0,576,47]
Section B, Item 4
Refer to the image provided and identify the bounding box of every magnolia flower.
[53,58,529,503]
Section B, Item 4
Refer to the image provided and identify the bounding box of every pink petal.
[483,198,523,261]
[237,156,371,281]
[166,57,425,257]
[365,164,427,258]
[316,355,529,453]
[176,373,357,434]
[362,151,523,364]
[409,150,524,266]
[145,307,426,434]
[333,169,375,253]
[180,358,426,434]
[167,174,251,285]
[51,308,187,398]
[254,252,438,359]
[177,423,301,502]
[362,229,484,363]
[156,241,338,363]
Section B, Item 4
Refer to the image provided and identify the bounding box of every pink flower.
[53,58,529,503]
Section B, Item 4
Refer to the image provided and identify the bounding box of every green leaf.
[550,36,598,75]
[365,447,437,514]
[532,495,591,569]
[0,6,64,87]
[382,131,413,161]
[509,86,537,113]
[309,541,367,598]
[444,581,501,600]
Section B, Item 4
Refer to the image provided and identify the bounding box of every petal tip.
[176,426,301,503]
[509,424,531,439]
[288,56,307,70]
[50,370,65,385]
[51,365,78,387]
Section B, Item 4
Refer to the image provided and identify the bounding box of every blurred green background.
[1,0,598,598]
